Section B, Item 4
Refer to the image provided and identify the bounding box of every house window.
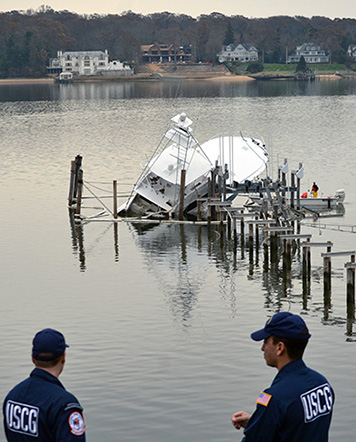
[84,60,90,66]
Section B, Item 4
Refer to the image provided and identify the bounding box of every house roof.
[224,43,257,51]
[297,43,323,51]
[61,51,107,57]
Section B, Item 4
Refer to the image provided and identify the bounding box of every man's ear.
[276,340,286,356]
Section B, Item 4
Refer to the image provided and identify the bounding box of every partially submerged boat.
[119,113,269,218]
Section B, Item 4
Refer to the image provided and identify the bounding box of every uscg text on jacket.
[300,383,333,423]
[5,400,39,436]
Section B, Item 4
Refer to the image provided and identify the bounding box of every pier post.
[302,238,310,296]
[233,215,237,243]
[296,162,302,210]
[323,241,333,299]
[218,165,222,199]
[283,238,292,273]
[114,222,119,262]
[113,180,118,219]
[270,231,278,264]
[240,212,245,250]
[223,163,228,201]
[227,213,231,239]
[249,222,254,259]
[207,198,211,223]
[75,168,84,217]
[255,215,259,247]
[68,155,82,206]
[263,228,269,271]
[179,169,186,220]
[68,160,76,206]
[281,158,287,204]
[346,263,355,320]
[291,171,295,208]
[197,194,202,222]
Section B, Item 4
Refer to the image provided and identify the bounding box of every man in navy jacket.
[3,328,86,441]
[232,312,334,441]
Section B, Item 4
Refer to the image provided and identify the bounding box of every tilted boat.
[118,113,269,218]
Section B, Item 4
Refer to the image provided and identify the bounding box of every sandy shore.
[0,78,54,84]
[0,73,341,85]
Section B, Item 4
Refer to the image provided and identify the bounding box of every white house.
[48,50,110,76]
[287,43,329,63]
[218,44,258,63]
[100,60,134,76]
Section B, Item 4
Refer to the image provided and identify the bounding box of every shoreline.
[0,73,341,85]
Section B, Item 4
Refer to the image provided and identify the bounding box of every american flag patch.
[256,391,272,406]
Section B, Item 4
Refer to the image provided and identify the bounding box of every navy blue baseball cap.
[32,328,69,360]
[251,312,311,341]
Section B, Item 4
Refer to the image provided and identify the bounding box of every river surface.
[0,77,355,441]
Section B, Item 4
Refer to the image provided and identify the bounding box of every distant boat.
[249,189,345,212]
[55,72,73,83]
[299,189,345,211]
[118,113,268,218]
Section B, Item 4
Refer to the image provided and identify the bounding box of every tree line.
[1,6,356,78]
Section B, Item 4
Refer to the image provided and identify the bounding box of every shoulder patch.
[256,391,272,407]
[65,402,83,411]
[68,411,86,436]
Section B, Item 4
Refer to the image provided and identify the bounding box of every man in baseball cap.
[32,328,70,361]
[3,328,86,441]
[231,312,334,442]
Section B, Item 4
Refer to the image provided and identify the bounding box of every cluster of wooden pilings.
[68,155,119,220]
[206,210,355,330]
[67,156,355,330]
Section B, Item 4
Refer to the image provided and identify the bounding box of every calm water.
[0,78,355,441]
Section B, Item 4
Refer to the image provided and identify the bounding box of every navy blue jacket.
[3,368,86,441]
[243,359,334,442]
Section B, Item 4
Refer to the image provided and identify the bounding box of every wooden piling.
[233,216,237,242]
[249,222,254,258]
[113,180,118,219]
[323,241,333,297]
[114,222,119,262]
[296,162,302,210]
[68,160,76,206]
[207,197,211,223]
[197,194,202,222]
[75,169,84,217]
[255,215,259,247]
[302,239,310,295]
[345,263,355,321]
[240,213,245,249]
[68,155,82,206]
[179,169,186,220]
[323,255,332,297]
[291,172,295,208]
[281,158,287,204]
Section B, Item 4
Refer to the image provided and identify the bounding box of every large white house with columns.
[47,50,133,76]
[48,50,110,75]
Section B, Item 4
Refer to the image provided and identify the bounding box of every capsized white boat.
[118,113,269,217]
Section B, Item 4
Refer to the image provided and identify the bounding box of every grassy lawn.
[225,62,355,75]
[264,63,351,74]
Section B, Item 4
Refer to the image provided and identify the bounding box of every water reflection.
[68,216,355,337]
[68,209,119,271]
[3,77,356,102]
